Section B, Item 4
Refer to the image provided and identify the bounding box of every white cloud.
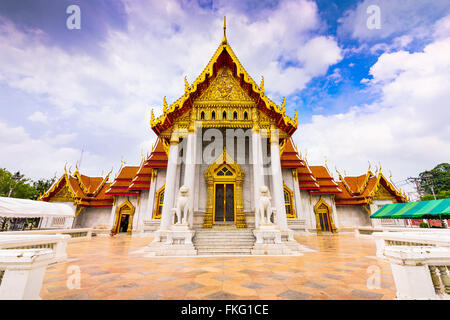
[0,120,111,179]
[338,0,450,42]
[294,29,450,187]
[0,0,342,178]
[27,111,48,124]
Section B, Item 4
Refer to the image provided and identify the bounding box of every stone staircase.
[193,223,256,255]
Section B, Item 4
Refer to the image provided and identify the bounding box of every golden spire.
[222,16,227,44]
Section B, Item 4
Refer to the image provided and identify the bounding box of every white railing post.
[0,249,54,300]
[384,245,450,300]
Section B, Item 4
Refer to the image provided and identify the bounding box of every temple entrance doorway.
[314,199,336,233]
[111,198,135,235]
[204,149,245,228]
[214,183,235,223]
[118,214,130,233]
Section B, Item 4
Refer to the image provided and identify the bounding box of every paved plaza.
[40,233,396,300]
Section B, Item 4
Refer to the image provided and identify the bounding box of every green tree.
[0,168,54,200]
[419,163,450,200]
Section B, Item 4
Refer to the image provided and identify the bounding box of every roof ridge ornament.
[260,76,265,94]
[222,16,227,45]
[184,76,189,95]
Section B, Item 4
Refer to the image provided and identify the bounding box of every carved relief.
[51,185,74,202]
[196,68,254,104]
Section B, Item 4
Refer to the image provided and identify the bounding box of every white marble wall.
[75,206,112,229]
[335,205,371,229]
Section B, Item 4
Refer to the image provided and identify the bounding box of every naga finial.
[280,97,286,113]
[150,109,155,124]
[260,76,265,93]
[163,96,169,113]
[294,110,298,126]
[184,76,189,94]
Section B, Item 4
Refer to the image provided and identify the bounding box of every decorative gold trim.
[283,184,296,219]
[204,148,245,228]
[111,197,135,236]
[313,198,337,233]
[153,184,165,220]
[150,22,297,133]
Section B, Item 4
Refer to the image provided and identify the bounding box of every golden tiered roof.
[150,17,298,136]
[335,166,408,206]
[40,167,113,208]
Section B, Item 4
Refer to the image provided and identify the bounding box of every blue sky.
[0,0,449,197]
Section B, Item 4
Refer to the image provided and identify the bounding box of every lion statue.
[171,185,191,225]
[256,185,275,225]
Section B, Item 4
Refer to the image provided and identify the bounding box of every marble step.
[195,242,255,246]
[196,248,253,254]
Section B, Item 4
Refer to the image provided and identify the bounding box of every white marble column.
[147,170,158,220]
[159,129,180,230]
[292,169,302,220]
[270,125,288,230]
[183,129,197,228]
[252,128,264,228]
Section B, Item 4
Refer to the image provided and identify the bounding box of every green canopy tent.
[370,198,450,219]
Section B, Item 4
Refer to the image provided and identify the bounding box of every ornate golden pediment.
[373,185,396,201]
[195,68,254,105]
[50,185,74,202]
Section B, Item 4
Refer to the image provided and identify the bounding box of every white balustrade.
[356,226,449,237]
[0,228,92,242]
[0,249,54,300]
[384,245,450,300]
[0,234,70,263]
[373,231,450,258]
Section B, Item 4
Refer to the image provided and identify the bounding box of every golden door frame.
[313,198,337,233]
[204,149,245,228]
[111,198,135,235]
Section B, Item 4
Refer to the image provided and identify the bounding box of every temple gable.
[195,68,254,105]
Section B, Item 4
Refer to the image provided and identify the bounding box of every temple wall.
[75,206,112,229]
[335,205,371,230]
[299,190,315,229]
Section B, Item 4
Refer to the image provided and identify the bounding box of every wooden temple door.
[316,203,332,232]
[214,183,235,223]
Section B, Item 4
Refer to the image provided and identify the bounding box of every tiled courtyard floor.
[40,233,396,300]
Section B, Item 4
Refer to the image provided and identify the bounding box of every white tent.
[0,197,75,218]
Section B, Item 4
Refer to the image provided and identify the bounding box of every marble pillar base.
[252,226,303,256]
[145,224,197,256]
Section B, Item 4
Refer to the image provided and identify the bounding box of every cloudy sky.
[0,0,449,195]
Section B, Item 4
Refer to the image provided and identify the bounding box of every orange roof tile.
[335,171,407,206]
[144,139,168,169]
[105,166,140,196]
[41,171,113,207]
[280,139,303,168]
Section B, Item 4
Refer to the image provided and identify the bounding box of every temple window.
[244,111,248,120]
[200,111,205,120]
[284,185,296,219]
[223,111,227,119]
[211,111,216,120]
[217,166,233,176]
[154,185,165,219]
[233,111,238,120]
